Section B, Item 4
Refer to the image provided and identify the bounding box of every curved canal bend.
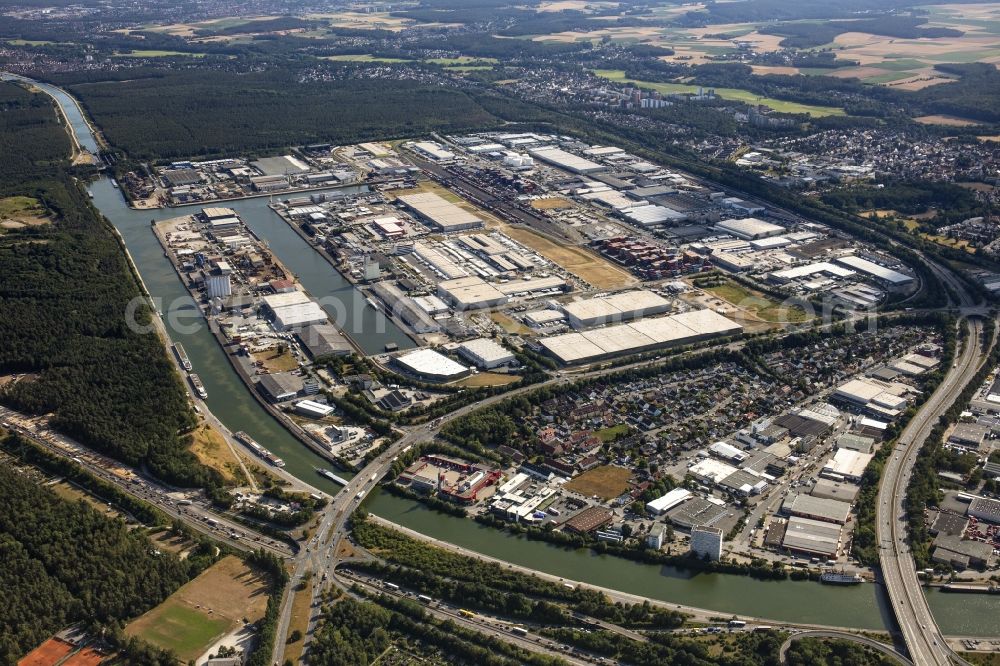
[17,72,998,636]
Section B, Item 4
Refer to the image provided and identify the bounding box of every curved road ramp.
[779,631,913,665]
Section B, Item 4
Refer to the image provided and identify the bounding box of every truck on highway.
[417,594,433,604]
[384,582,400,592]
[510,626,528,637]
[459,609,475,619]
[728,620,747,628]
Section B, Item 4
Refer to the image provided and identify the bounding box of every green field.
[597,424,630,442]
[132,602,229,660]
[425,56,499,65]
[704,280,812,323]
[593,69,845,117]
[115,50,207,58]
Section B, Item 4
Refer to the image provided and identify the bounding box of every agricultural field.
[810,4,1000,88]
[593,69,845,116]
[126,555,270,662]
[564,465,632,500]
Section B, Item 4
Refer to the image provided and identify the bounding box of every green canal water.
[76,135,998,638]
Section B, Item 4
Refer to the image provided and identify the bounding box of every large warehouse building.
[457,338,516,369]
[781,516,841,558]
[715,217,785,240]
[561,290,671,329]
[528,146,604,174]
[539,309,741,364]
[834,255,914,288]
[261,290,329,330]
[394,349,471,382]
[397,192,483,232]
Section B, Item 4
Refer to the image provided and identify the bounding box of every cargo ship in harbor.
[234,431,285,467]
[316,467,340,482]
[173,342,192,371]
[188,372,208,399]
[820,572,863,585]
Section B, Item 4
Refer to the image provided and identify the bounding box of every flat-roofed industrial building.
[783,493,852,524]
[457,338,516,369]
[561,289,671,329]
[394,348,471,382]
[371,280,440,333]
[715,217,785,240]
[646,488,692,515]
[529,146,604,174]
[781,516,841,557]
[438,276,509,310]
[822,449,874,483]
[397,192,483,232]
[538,309,741,364]
[834,255,914,288]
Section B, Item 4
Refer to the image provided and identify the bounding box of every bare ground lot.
[501,225,638,289]
[564,465,632,500]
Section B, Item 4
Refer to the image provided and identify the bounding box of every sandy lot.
[501,225,638,289]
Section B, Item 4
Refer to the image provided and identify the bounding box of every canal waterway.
[24,72,997,636]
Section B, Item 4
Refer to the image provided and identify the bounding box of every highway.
[0,405,292,558]
[876,314,985,666]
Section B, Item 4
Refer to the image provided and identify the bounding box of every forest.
[0,454,203,663]
[0,82,217,487]
[58,69,502,160]
[759,15,962,49]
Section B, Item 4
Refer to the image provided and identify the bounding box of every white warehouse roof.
[646,488,692,515]
[562,290,671,329]
[272,302,329,330]
[834,255,913,286]
[396,349,470,380]
[398,192,483,232]
[529,146,604,174]
[457,338,516,369]
[715,217,785,240]
[539,309,741,364]
[824,449,874,481]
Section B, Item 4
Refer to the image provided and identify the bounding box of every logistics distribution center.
[539,309,742,364]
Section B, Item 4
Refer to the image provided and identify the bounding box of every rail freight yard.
[134,133,920,375]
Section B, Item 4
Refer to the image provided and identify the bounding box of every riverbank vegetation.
[0,81,219,489]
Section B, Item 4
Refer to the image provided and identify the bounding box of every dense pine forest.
[0,443,201,663]
[56,70,501,160]
[0,81,216,487]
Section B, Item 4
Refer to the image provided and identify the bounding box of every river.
[21,72,996,636]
